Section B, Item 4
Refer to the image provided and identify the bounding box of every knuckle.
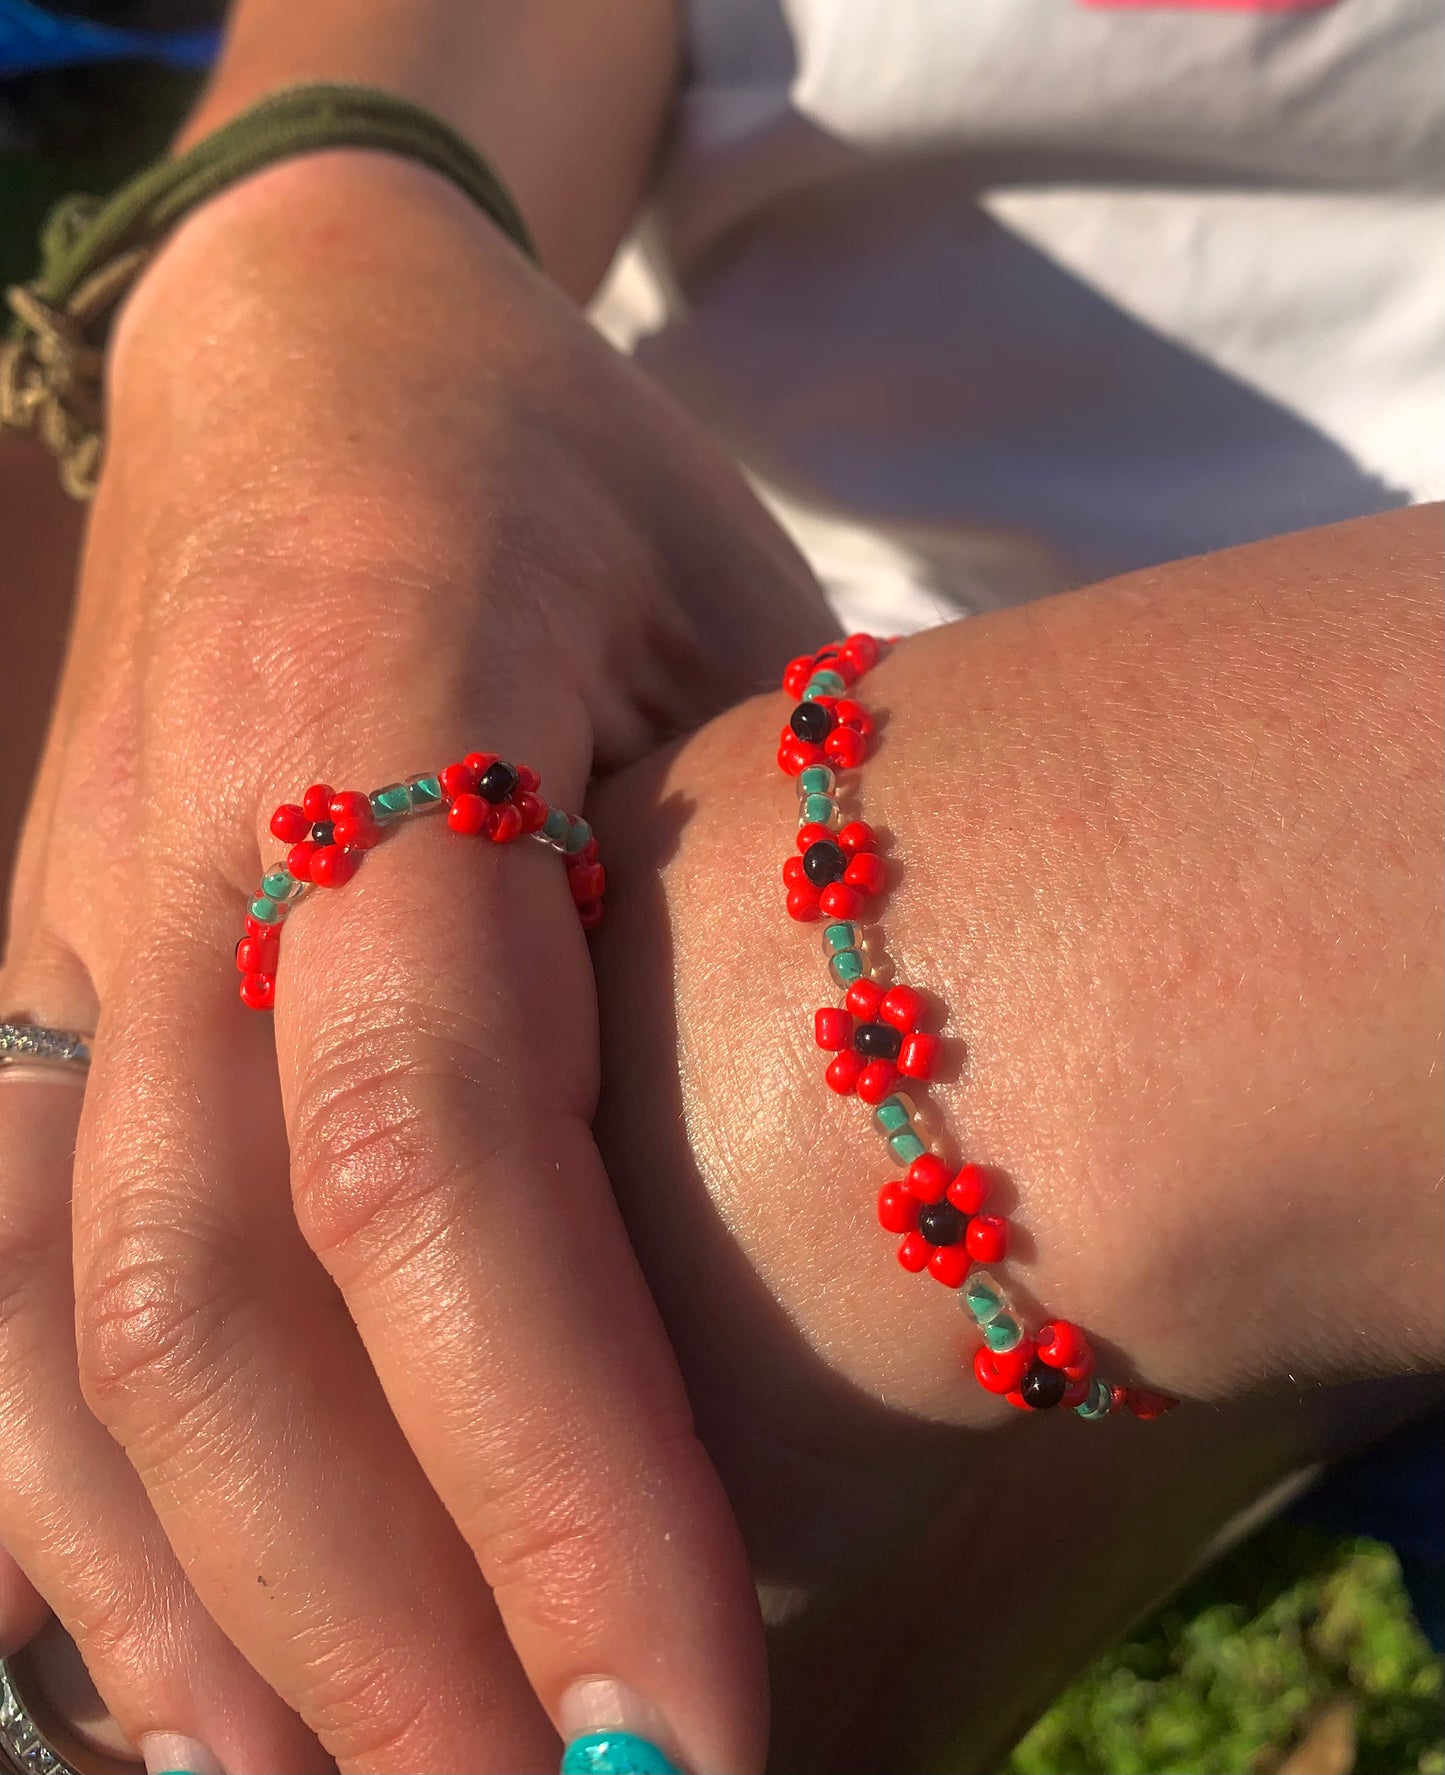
[284,1633,433,1770]
[75,1216,247,1434]
[289,1033,501,1274]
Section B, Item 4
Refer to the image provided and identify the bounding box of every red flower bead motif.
[813,980,933,1100]
[785,821,887,924]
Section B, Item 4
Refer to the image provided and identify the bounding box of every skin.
[0,1,1438,1769]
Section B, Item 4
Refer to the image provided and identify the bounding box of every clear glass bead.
[405,773,444,810]
[371,783,413,821]
[983,1313,1025,1354]
[796,764,835,799]
[961,1271,1008,1325]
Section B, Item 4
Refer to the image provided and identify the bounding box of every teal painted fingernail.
[560,1730,681,1774]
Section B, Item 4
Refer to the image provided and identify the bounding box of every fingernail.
[558,1679,683,1773]
[138,1731,225,1775]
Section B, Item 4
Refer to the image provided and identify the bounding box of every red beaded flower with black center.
[876,1157,1002,1288]
[813,979,939,1104]
[783,820,888,924]
[777,694,876,778]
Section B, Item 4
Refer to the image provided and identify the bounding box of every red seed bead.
[778,739,823,776]
[808,693,839,712]
[576,898,605,931]
[947,1164,991,1215]
[815,1007,853,1051]
[786,884,822,922]
[516,791,549,834]
[842,633,881,674]
[833,699,874,737]
[235,934,278,974]
[928,1244,971,1288]
[439,761,478,799]
[243,913,272,939]
[329,790,371,824]
[302,782,334,822]
[1061,1376,1093,1410]
[796,822,834,852]
[819,881,862,920]
[837,820,878,855]
[1124,1389,1178,1421]
[877,1181,918,1235]
[1036,1320,1090,1371]
[974,1341,1034,1394]
[880,985,923,1032]
[487,803,524,843]
[824,726,867,769]
[782,654,817,698]
[1004,1390,1033,1411]
[239,972,276,1010]
[270,803,310,844]
[856,1059,899,1105]
[825,1049,865,1094]
[1064,1350,1097,1384]
[965,1213,1009,1264]
[844,852,887,895]
[906,1154,952,1203]
[898,1032,939,1080]
[514,763,541,793]
[310,845,359,889]
[578,837,600,864]
[463,751,499,775]
[897,1231,931,1273]
[333,813,380,850]
[845,978,884,1020]
[782,855,807,887]
[569,861,606,903]
[447,793,489,835]
[286,840,318,883]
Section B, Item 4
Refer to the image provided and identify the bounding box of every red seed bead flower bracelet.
[235,754,604,1010]
[777,636,1176,1423]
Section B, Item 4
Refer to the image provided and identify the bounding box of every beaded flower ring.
[235,752,604,1010]
[776,636,1175,1423]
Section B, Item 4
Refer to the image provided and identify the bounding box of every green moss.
[998,1523,1442,1775]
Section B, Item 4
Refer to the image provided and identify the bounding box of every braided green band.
[0,81,537,499]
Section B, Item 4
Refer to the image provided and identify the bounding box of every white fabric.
[593,0,1444,628]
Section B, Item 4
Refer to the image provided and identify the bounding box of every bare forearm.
[179,0,679,297]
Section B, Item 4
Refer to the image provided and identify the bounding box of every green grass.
[1005,1522,1443,1775]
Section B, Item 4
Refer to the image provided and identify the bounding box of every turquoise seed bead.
[1075,1377,1114,1420]
[543,806,571,846]
[888,1129,927,1165]
[804,668,847,698]
[565,818,593,855]
[829,948,866,987]
[371,782,412,820]
[873,1095,911,1135]
[559,1731,681,1775]
[983,1312,1025,1354]
[260,868,298,902]
[248,895,284,924]
[406,772,443,809]
[800,792,835,826]
[796,764,835,797]
[821,921,857,956]
[962,1271,1007,1325]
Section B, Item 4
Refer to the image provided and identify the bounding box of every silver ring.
[0,1026,91,1077]
[0,1658,85,1775]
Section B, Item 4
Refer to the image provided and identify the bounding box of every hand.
[585,506,1445,1769]
[0,149,829,1773]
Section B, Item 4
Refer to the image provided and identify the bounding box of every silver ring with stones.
[0,1026,92,1079]
[0,1658,88,1775]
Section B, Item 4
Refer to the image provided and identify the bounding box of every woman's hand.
[587,506,1445,1770]
[0,149,829,1774]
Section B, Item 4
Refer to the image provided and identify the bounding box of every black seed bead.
[917,1200,967,1247]
[854,1020,902,1060]
[309,819,335,847]
[1019,1362,1068,1410]
[790,700,836,745]
[801,839,847,887]
[478,760,521,804]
